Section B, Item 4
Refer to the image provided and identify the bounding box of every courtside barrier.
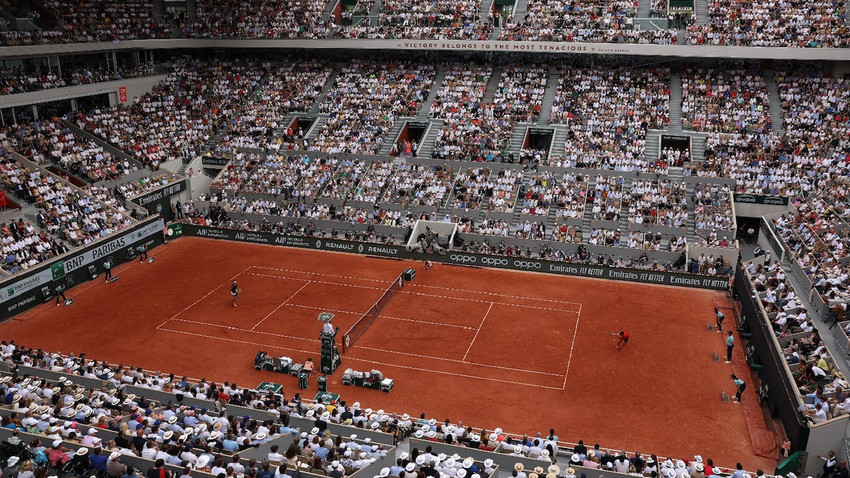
[181,224,730,290]
[0,217,166,320]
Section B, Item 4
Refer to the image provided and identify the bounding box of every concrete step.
[479,0,495,22]
[669,72,683,134]
[378,120,408,155]
[186,0,198,23]
[511,0,528,22]
[305,114,330,140]
[764,70,787,135]
[482,67,504,103]
[690,133,707,161]
[152,0,165,22]
[309,65,342,115]
[645,129,662,161]
[637,0,651,18]
[536,68,561,125]
[581,217,593,243]
[417,119,444,158]
[323,0,339,23]
[693,0,708,25]
[508,123,529,157]
[368,0,382,26]
[548,126,566,163]
[419,66,448,119]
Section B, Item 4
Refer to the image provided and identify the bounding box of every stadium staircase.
[544,201,558,234]
[418,66,448,119]
[153,0,165,22]
[510,170,535,227]
[644,129,662,161]
[535,67,561,124]
[415,119,444,158]
[482,67,504,103]
[378,120,411,154]
[489,26,501,40]
[511,0,529,23]
[186,0,198,23]
[305,114,330,142]
[367,0,382,26]
[479,0,495,22]
[547,125,567,162]
[509,123,529,157]
[667,166,697,242]
[273,112,301,140]
[693,0,708,25]
[690,133,707,161]
[764,70,786,135]
[616,177,633,242]
[307,65,341,115]
[668,72,683,134]
[323,0,338,23]
[637,0,651,18]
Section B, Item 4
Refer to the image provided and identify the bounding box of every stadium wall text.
[182,224,729,290]
[0,218,165,320]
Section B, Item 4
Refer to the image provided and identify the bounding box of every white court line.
[463,302,493,361]
[245,271,579,315]
[249,266,388,283]
[158,327,563,391]
[408,283,583,308]
[249,266,582,311]
[355,344,563,377]
[250,280,312,331]
[381,315,478,331]
[170,318,320,343]
[402,290,580,314]
[155,265,254,330]
[245,273,386,291]
[562,303,581,391]
[159,327,318,355]
[286,303,364,316]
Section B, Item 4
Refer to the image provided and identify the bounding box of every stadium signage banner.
[393,40,630,54]
[732,193,789,206]
[132,181,186,207]
[181,224,728,290]
[130,180,187,222]
[201,156,231,166]
[0,219,165,319]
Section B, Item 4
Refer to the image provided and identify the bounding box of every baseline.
[156,265,254,330]
[156,327,563,391]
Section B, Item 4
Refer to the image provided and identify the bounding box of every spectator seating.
[680,67,772,133]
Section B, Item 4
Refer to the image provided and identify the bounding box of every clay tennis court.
[2,237,777,470]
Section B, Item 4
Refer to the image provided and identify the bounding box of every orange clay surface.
[4,237,777,470]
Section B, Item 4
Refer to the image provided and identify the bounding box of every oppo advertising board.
[184,224,729,290]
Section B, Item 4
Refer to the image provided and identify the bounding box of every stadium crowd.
[548,65,670,174]
[0,0,848,47]
[0,120,138,182]
[1,64,156,96]
[680,67,772,134]
[314,60,435,154]
[686,0,850,47]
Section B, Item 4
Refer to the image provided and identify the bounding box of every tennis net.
[342,271,405,353]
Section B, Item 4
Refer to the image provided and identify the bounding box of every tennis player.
[615,331,630,351]
[231,280,239,307]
